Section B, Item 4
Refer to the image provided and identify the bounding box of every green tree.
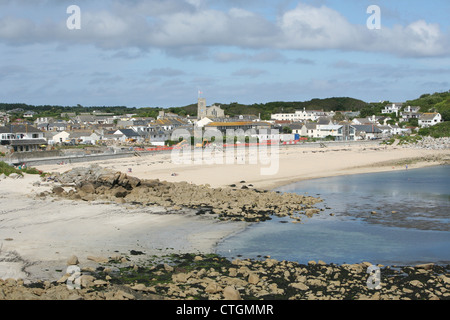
[282,126,293,134]
[407,118,419,127]
[332,112,345,122]
[440,110,450,122]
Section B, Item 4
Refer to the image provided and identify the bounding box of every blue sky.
[0,0,449,108]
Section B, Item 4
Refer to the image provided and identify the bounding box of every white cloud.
[276,3,362,50]
[0,1,448,58]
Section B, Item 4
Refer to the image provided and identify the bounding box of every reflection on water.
[217,166,450,266]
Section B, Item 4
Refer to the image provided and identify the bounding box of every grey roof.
[304,123,317,129]
[117,129,141,137]
[316,117,333,125]
[74,115,96,123]
[289,123,304,130]
[419,113,439,120]
[68,131,94,138]
[352,125,383,133]
[0,124,43,134]
[353,118,372,124]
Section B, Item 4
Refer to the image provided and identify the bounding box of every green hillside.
[1,91,448,122]
[406,91,450,121]
[179,97,369,120]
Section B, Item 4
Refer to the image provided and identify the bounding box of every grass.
[382,135,423,146]
[0,161,45,177]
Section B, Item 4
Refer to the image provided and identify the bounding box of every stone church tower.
[197,98,225,120]
[198,98,207,119]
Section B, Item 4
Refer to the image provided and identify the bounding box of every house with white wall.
[381,103,403,116]
[352,125,383,140]
[0,124,46,152]
[271,108,326,122]
[418,113,443,128]
[51,131,71,144]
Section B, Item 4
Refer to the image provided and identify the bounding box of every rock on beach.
[46,165,323,223]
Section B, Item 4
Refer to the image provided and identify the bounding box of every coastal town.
[1,0,450,308]
[0,94,449,302]
[0,98,446,159]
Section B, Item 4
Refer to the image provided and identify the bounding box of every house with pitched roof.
[418,113,442,128]
[381,103,403,116]
[352,125,383,140]
[0,124,46,152]
[299,123,318,138]
[113,129,144,143]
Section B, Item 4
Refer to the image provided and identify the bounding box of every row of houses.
[380,103,443,127]
[0,98,446,153]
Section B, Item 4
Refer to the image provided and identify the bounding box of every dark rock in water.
[240,181,246,183]
[229,184,236,187]
[241,185,248,189]
[130,250,145,256]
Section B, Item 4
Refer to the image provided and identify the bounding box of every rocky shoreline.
[1,253,449,300]
[2,164,449,301]
[41,165,323,223]
[403,136,450,150]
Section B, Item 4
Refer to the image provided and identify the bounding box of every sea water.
[216,165,450,266]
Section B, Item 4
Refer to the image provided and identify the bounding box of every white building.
[418,113,443,128]
[271,108,326,122]
[51,131,71,144]
[0,124,46,152]
[382,103,403,116]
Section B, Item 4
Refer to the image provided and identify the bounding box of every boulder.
[52,186,65,195]
[248,273,260,285]
[67,255,79,266]
[415,263,434,270]
[205,282,222,294]
[409,280,423,288]
[80,275,96,288]
[80,183,95,194]
[111,186,128,198]
[223,286,242,300]
[131,283,148,292]
[290,282,309,291]
[172,273,189,283]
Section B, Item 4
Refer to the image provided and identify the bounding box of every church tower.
[198,98,207,119]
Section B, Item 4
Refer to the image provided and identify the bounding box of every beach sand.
[0,175,247,282]
[1,143,449,282]
[36,142,450,190]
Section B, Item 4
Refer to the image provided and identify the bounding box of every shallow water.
[216,165,450,266]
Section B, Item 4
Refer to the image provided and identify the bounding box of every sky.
[0,0,449,108]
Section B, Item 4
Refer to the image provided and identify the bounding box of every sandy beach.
[1,142,449,283]
[36,142,450,190]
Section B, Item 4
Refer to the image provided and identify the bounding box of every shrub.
[418,122,450,138]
